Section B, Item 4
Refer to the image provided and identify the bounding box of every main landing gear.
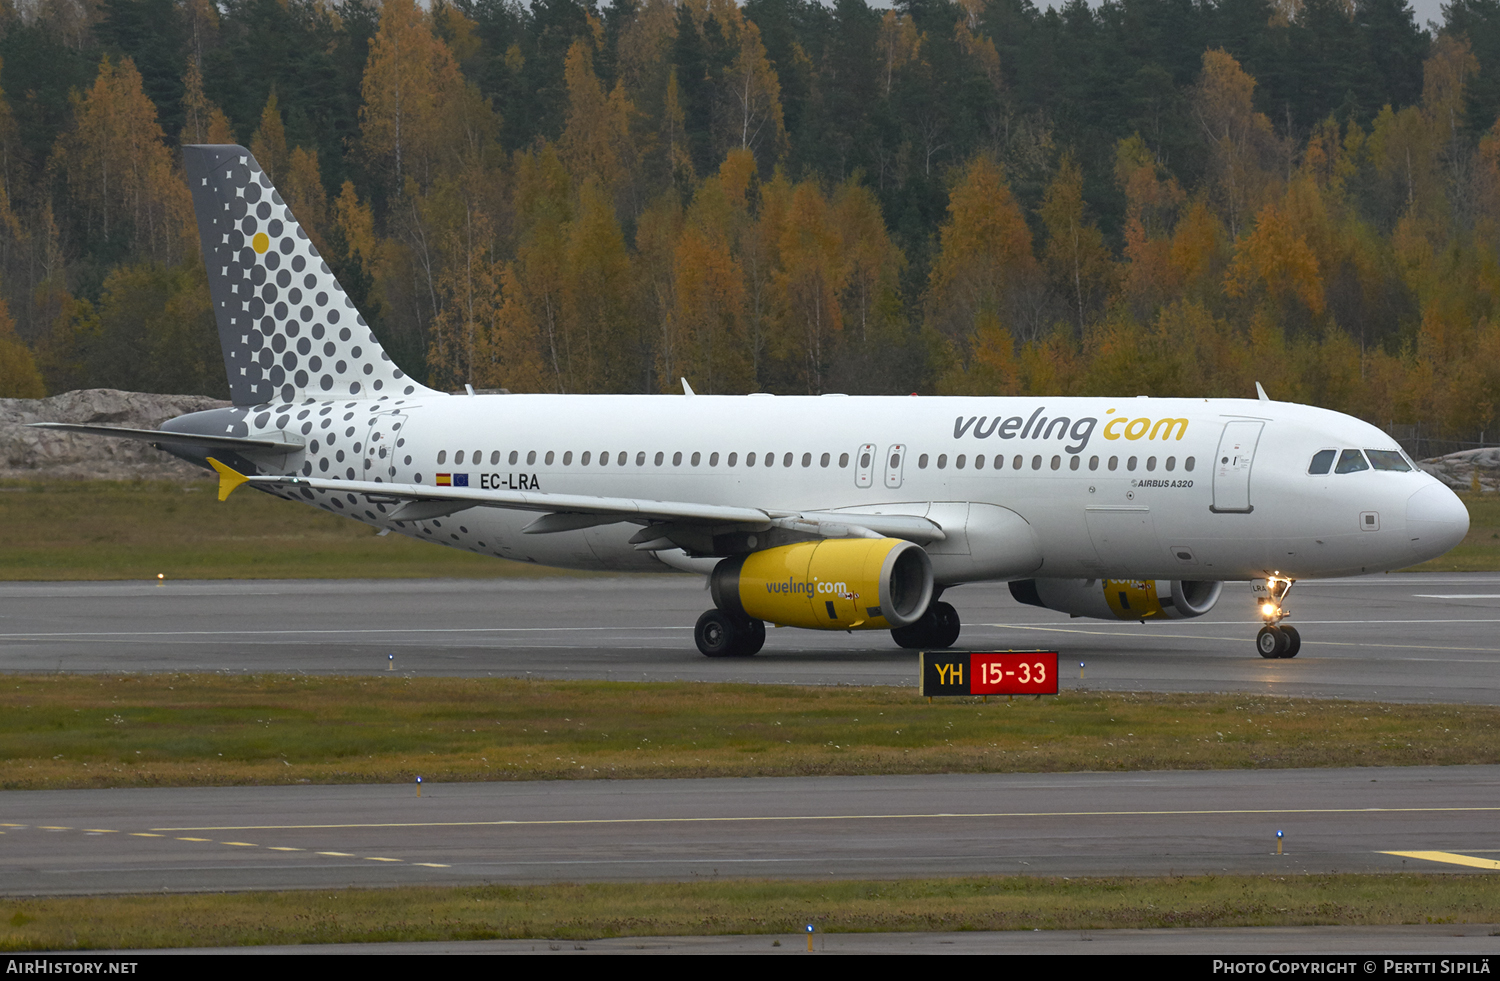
[891,599,961,650]
[694,609,766,657]
[1254,576,1301,659]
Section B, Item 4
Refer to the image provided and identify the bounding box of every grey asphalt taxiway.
[1,572,1498,703]
[4,572,1500,937]
[3,766,1499,896]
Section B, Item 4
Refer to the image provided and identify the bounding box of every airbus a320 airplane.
[37,146,1472,659]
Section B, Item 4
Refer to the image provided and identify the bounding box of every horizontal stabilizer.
[29,422,304,451]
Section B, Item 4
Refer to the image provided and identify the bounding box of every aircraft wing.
[208,459,945,547]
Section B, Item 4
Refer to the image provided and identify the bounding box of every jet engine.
[1009,578,1223,621]
[711,538,934,630]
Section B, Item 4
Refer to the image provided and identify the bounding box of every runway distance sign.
[920,651,1059,696]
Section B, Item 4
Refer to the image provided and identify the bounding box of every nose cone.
[1407,482,1470,559]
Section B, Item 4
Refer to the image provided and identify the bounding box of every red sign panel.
[970,652,1058,695]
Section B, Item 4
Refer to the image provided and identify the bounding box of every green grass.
[2,875,1497,949]
[0,480,591,580]
[1403,492,1500,572]
[3,675,1497,790]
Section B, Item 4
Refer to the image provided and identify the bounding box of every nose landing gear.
[1253,576,1300,658]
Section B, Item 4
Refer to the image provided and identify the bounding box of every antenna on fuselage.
[1255,381,1271,402]
[682,378,695,397]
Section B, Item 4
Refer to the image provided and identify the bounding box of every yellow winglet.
[207,457,251,501]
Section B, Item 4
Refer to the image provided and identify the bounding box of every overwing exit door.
[1210,420,1264,513]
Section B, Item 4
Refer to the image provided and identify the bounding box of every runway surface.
[3,766,1499,895]
[1,572,1499,703]
[165,924,1500,955]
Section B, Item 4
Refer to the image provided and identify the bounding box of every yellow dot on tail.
[252,232,269,254]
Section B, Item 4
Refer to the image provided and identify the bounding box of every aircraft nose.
[1406,482,1470,558]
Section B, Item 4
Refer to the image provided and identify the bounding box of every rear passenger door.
[855,443,876,487]
[883,444,906,489]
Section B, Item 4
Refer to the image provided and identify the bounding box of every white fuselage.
[259,392,1468,584]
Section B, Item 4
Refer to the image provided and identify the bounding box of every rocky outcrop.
[1417,446,1500,492]
[0,389,228,480]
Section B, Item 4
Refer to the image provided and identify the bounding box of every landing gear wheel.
[1256,625,1288,659]
[891,601,962,650]
[929,601,961,648]
[1278,625,1301,658]
[694,610,763,657]
[695,610,740,657]
[740,618,766,656]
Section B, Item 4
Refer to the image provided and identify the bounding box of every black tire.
[738,618,766,656]
[1256,625,1287,658]
[890,618,931,650]
[695,610,741,657]
[890,600,962,650]
[929,601,961,649]
[1278,625,1301,658]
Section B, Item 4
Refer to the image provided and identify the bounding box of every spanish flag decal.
[436,473,452,486]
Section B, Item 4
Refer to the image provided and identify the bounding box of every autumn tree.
[925,155,1040,384]
[53,56,195,266]
[1040,152,1115,333]
[359,0,470,192]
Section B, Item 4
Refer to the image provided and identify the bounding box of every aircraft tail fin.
[182,144,436,407]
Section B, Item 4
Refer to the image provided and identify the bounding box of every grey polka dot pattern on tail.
[183,144,437,408]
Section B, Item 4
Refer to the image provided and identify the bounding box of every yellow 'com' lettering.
[1150,418,1188,440]
[1102,415,1189,441]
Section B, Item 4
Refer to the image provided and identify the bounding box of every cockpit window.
[1365,449,1411,472]
[1308,449,1335,474]
[1335,449,1370,474]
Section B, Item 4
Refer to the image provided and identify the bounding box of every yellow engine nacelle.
[1008,577,1223,621]
[710,538,934,630]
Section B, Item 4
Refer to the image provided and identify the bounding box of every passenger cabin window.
[563,451,573,465]
[839,453,850,468]
[455,451,465,464]
[581,451,591,465]
[509,450,518,465]
[617,451,627,465]
[1335,449,1369,474]
[746,452,757,466]
[918,454,929,469]
[544,451,554,465]
[728,453,738,466]
[673,452,682,466]
[1308,449,1335,474]
[820,453,830,468]
[437,450,447,464]
[491,451,501,465]
[709,452,719,466]
[1366,449,1411,472]
[527,450,537,465]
